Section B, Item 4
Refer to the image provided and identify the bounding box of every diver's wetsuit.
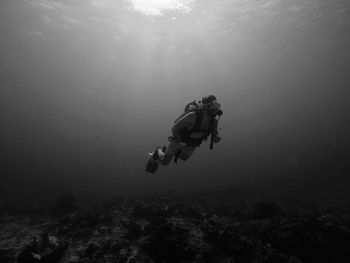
[157,110,219,165]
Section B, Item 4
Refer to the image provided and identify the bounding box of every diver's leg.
[156,140,182,165]
[178,146,195,161]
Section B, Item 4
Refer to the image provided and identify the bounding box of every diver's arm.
[172,112,196,142]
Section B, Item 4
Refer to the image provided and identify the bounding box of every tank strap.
[174,150,181,163]
[192,109,204,132]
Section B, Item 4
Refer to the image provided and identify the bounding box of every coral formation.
[1,194,350,263]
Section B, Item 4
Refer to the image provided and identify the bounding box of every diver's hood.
[206,100,222,117]
[209,101,221,111]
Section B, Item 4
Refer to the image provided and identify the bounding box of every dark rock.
[124,221,142,239]
[85,242,99,257]
[0,248,14,263]
[109,238,131,253]
[69,227,94,239]
[16,237,40,263]
[16,233,67,263]
[17,251,40,263]
[252,200,283,220]
[40,241,68,263]
[3,192,350,263]
[146,218,211,263]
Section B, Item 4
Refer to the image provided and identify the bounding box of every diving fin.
[145,157,159,174]
[145,147,161,174]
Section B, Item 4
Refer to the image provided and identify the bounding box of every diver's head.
[202,95,221,116]
[202,95,217,104]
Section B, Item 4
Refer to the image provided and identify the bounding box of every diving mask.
[208,100,221,111]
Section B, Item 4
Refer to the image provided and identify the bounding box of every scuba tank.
[174,100,201,123]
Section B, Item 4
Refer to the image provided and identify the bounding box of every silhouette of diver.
[146,95,222,174]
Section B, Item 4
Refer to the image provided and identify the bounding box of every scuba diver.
[146,95,223,174]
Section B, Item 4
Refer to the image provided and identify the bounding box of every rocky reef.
[1,193,350,263]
